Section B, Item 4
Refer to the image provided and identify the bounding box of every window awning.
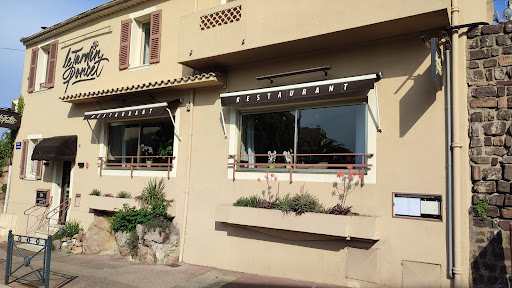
[220,73,381,107]
[32,135,77,161]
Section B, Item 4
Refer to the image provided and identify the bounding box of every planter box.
[88,196,138,212]
[215,205,379,240]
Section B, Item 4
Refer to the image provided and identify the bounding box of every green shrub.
[233,197,250,207]
[110,202,173,233]
[117,191,131,199]
[138,178,167,206]
[290,192,323,215]
[90,189,101,196]
[53,220,83,240]
[273,194,292,214]
[476,197,488,220]
[233,196,263,207]
[248,196,262,207]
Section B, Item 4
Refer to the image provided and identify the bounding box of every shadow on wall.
[398,66,438,138]
[214,222,376,252]
[471,230,508,288]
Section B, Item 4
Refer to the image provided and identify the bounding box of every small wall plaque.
[35,189,50,207]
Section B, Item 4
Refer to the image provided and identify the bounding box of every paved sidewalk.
[0,241,344,288]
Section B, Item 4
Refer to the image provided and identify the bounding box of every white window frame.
[97,109,180,178]
[226,90,377,184]
[24,134,43,181]
[128,6,155,70]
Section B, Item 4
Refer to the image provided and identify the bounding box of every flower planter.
[88,196,138,212]
[215,204,379,240]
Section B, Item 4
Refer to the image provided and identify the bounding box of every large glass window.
[240,104,366,170]
[107,119,174,167]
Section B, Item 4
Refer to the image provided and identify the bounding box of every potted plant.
[141,144,154,167]
[268,150,276,168]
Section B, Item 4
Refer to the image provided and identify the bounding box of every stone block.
[484,137,492,146]
[498,86,506,97]
[472,166,483,180]
[483,58,498,68]
[506,21,512,33]
[482,167,502,180]
[485,147,507,156]
[499,96,507,108]
[471,123,481,137]
[495,67,507,80]
[498,181,511,193]
[475,86,497,97]
[480,35,494,47]
[503,208,512,218]
[474,181,496,193]
[504,46,512,54]
[486,68,493,80]
[470,49,488,60]
[467,39,479,49]
[504,165,512,180]
[498,221,511,230]
[485,110,496,121]
[468,27,481,38]
[471,156,492,164]
[473,218,493,227]
[488,194,505,206]
[507,136,512,147]
[470,138,482,148]
[492,157,499,166]
[497,109,511,120]
[482,122,507,136]
[487,205,500,217]
[470,147,483,156]
[471,70,485,82]
[500,55,512,66]
[482,24,503,34]
[469,61,480,69]
[494,137,505,146]
[471,98,497,108]
[470,111,483,122]
[492,47,501,57]
[505,195,512,206]
[497,35,512,46]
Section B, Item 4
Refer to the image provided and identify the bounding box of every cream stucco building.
[3,0,494,287]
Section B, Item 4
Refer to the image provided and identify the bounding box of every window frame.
[23,134,43,181]
[127,7,156,70]
[33,40,52,92]
[227,92,377,184]
[98,110,181,178]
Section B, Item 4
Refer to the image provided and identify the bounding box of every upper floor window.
[119,9,162,70]
[27,40,58,93]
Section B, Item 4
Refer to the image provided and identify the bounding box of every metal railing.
[98,155,175,179]
[45,198,71,236]
[24,197,53,236]
[24,197,71,237]
[228,153,373,184]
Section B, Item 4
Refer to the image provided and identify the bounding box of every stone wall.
[468,22,512,288]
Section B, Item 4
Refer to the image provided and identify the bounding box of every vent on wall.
[200,5,242,30]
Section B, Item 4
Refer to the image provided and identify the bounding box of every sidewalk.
[0,241,344,288]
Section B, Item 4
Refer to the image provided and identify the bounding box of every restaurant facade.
[4,0,493,286]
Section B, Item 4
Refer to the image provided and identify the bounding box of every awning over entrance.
[83,102,169,120]
[32,135,77,161]
[220,73,381,107]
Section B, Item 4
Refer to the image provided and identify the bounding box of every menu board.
[393,193,442,220]
[36,189,49,206]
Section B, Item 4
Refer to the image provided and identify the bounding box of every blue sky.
[0,0,109,115]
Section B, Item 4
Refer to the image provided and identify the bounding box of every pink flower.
[274,177,278,180]
[161,218,164,221]
[266,170,269,174]
[347,165,353,170]
[336,170,344,178]
[349,174,353,180]
[270,174,274,177]
[257,178,261,182]
[156,215,159,217]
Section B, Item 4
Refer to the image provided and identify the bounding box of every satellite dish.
[495,10,500,23]
[504,7,512,21]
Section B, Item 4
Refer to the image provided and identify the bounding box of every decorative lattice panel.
[200,6,242,30]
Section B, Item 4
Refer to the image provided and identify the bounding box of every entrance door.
[59,161,72,224]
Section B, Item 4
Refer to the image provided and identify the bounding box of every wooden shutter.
[28,48,39,93]
[45,40,58,88]
[119,19,132,70]
[35,138,43,180]
[19,139,28,179]
[149,10,162,64]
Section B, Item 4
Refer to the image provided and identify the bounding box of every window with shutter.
[149,10,162,64]
[119,19,132,70]
[19,140,28,179]
[28,48,39,93]
[45,40,58,88]
[35,138,44,180]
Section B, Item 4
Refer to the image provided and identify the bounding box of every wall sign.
[62,41,110,94]
[393,193,442,220]
[35,189,50,207]
[0,110,21,129]
[15,142,21,150]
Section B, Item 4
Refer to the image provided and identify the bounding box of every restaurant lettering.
[221,79,374,107]
[62,41,109,93]
[0,110,21,129]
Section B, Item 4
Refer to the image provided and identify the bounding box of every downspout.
[179,89,195,263]
[3,165,12,214]
[450,0,462,285]
[445,42,453,279]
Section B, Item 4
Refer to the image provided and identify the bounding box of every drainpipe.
[445,42,453,279]
[3,165,12,214]
[179,89,195,262]
[450,0,462,286]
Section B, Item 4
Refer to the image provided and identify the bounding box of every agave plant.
[291,191,323,215]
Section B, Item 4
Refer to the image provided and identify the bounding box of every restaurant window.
[240,104,367,170]
[107,119,174,167]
